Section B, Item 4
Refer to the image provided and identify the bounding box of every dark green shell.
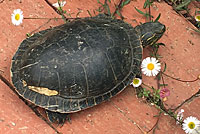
[11,15,142,113]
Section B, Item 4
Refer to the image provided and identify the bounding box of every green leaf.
[143,0,150,9]
[174,0,192,11]
[162,62,167,73]
[87,10,92,17]
[151,86,157,91]
[159,84,168,87]
[96,8,102,12]
[143,89,151,97]
[156,89,161,93]
[137,92,143,98]
[97,0,103,5]
[135,7,146,15]
[26,33,32,37]
[154,13,161,22]
[116,10,121,17]
[135,7,153,19]
[143,0,153,9]
[106,4,111,16]
[153,114,160,117]
[143,0,148,9]
[96,0,111,16]
[122,0,131,7]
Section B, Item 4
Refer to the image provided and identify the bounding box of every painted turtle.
[11,15,165,124]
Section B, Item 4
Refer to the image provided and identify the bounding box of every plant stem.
[161,72,199,82]
[112,0,123,17]
[44,0,68,21]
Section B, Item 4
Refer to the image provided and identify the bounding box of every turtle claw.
[46,110,71,126]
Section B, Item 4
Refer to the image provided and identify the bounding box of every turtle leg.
[46,110,71,126]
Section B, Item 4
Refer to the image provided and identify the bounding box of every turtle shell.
[11,15,142,113]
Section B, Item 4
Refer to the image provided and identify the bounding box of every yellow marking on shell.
[22,80,58,96]
[28,86,58,96]
[22,80,27,87]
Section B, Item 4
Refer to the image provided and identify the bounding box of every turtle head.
[135,22,166,47]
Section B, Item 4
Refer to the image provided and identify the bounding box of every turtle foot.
[46,110,71,126]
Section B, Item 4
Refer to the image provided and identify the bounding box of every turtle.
[11,14,166,125]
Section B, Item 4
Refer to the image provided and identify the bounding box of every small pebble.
[11,122,16,126]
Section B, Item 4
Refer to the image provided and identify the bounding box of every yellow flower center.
[195,15,200,21]
[147,63,155,70]
[15,14,20,21]
[133,78,139,85]
[188,122,195,129]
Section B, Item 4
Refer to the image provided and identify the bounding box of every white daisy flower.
[141,57,161,76]
[130,78,142,87]
[176,109,184,124]
[52,1,66,8]
[195,15,200,22]
[11,9,23,26]
[182,116,200,134]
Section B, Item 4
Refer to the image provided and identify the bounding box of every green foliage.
[143,0,153,9]
[162,62,167,73]
[96,0,112,16]
[152,87,161,104]
[96,0,131,18]
[150,43,165,58]
[121,0,131,7]
[173,0,192,11]
[135,7,153,20]
[135,0,162,22]
[143,88,151,97]
[56,0,71,22]
[114,0,131,18]
[87,10,93,17]
[154,13,161,22]
[124,0,131,5]
[159,84,168,87]
[26,33,32,37]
